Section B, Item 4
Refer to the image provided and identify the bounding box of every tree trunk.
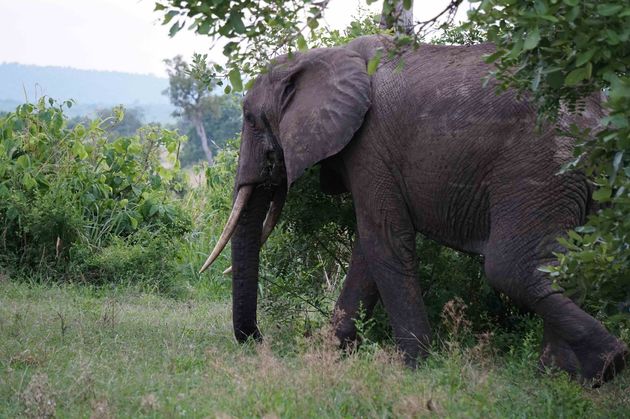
[380,1,414,34]
[193,115,213,164]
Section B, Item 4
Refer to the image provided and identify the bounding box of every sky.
[0,0,470,78]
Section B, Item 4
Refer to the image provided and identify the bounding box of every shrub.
[0,98,191,291]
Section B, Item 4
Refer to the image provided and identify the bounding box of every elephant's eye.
[244,112,256,126]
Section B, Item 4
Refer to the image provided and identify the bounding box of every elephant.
[200,35,628,384]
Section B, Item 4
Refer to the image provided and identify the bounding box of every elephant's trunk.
[231,186,273,342]
[221,184,287,276]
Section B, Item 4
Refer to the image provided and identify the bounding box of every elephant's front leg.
[332,241,379,348]
[354,198,432,366]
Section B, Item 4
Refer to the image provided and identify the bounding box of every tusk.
[260,184,287,245]
[199,185,254,274]
[222,183,287,276]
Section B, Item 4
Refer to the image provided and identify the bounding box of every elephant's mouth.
[199,181,287,274]
[262,146,285,188]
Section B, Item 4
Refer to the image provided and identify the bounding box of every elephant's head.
[199,46,372,342]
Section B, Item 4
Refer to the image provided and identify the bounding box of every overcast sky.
[0,0,470,77]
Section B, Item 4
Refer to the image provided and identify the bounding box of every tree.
[164,56,218,164]
[379,0,414,34]
[177,94,241,167]
[154,1,463,90]
[164,56,242,166]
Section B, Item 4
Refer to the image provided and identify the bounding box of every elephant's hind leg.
[484,211,627,384]
[332,241,379,348]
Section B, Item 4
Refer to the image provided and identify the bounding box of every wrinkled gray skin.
[227,35,627,384]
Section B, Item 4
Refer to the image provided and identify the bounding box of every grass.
[1,280,629,418]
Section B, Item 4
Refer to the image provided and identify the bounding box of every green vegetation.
[0,100,191,293]
[1,0,629,416]
[1,282,629,418]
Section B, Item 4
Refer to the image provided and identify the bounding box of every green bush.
[0,98,191,291]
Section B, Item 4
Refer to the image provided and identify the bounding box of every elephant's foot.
[539,321,580,377]
[539,329,627,386]
[534,294,627,385]
[400,343,430,369]
[570,332,628,386]
[234,325,263,343]
[331,308,359,350]
[538,331,580,378]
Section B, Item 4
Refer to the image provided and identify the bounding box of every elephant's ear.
[277,47,371,185]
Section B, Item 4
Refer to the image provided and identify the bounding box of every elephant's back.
[351,38,591,253]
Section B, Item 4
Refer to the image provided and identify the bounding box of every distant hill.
[0,63,175,123]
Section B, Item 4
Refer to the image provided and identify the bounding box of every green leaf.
[22,173,37,190]
[72,142,88,159]
[483,50,504,63]
[307,17,319,30]
[367,50,382,75]
[613,151,624,173]
[403,0,412,10]
[197,20,211,35]
[523,27,541,50]
[577,251,597,262]
[563,0,579,6]
[605,29,620,45]
[575,225,596,233]
[539,15,559,23]
[585,62,593,79]
[507,38,524,59]
[169,21,182,37]
[223,41,238,57]
[593,187,612,202]
[597,4,623,16]
[533,0,548,15]
[228,13,246,34]
[297,34,308,51]
[163,10,178,25]
[228,69,243,92]
[16,155,30,169]
[564,66,589,86]
[575,48,596,67]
